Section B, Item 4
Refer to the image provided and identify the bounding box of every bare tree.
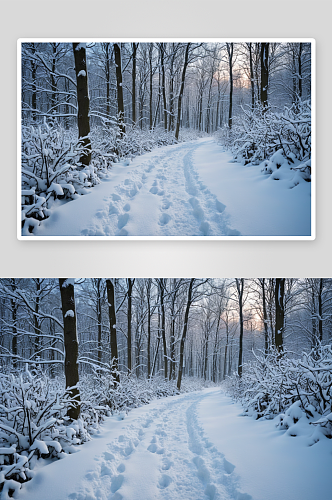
[58,279,80,420]
[114,43,125,136]
[72,43,92,166]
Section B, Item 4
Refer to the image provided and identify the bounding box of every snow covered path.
[18,388,331,500]
[33,138,311,237]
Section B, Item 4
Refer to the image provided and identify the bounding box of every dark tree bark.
[10,279,18,369]
[127,279,134,372]
[248,43,255,110]
[33,278,41,352]
[50,43,57,113]
[236,278,244,377]
[114,43,126,136]
[103,43,111,117]
[298,42,303,98]
[275,278,285,353]
[149,44,154,130]
[260,43,269,110]
[132,43,138,125]
[169,279,180,381]
[96,279,103,364]
[30,44,37,122]
[160,44,168,131]
[106,279,120,384]
[59,279,80,420]
[226,43,234,129]
[145,279,152,377]
[157,279,167,379]
[318,278,323,343]
[72,43,92,166]
[177,278,195,390]
[175,43,191,140]
[260,278,269,355]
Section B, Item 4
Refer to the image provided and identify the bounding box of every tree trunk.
[158,279,167,379]
[249,43,255,110]
[59,279,80,420]
[260,43,269,110]
[160,45,167,131]
[275,278,285,352]
[127,279,133,372]
[106,279,119,383]
[105,43,111,117]
[318,278,323,342]
[236,278,244,377]
[132,43,137,125]
[149,45,153,130]
[72,43,92,166]
[177,278,195,390]
[175,43,191,140]
[114,43,126,136]
[97,280,102,364]
[261,278,269,355]
[227,43,234,129]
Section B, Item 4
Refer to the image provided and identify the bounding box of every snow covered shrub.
[227,345,332,444]
[215,100,311,186]
[0,369,90,495]
[21,121,108,235]
[80,373,180,415]
[80,372,216,418]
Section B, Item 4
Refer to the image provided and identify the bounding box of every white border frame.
[17,38,316,241]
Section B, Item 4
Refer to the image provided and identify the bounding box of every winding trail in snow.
[35,139,240,237]
[20,389,251,500]
[33,137,311,237]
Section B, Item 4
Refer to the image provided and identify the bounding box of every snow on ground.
[33,138,311,237]
[17,388,331,500]
[193,140,311,236]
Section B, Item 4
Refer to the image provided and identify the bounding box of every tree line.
[21,41,311,165]
[0,278,330,417]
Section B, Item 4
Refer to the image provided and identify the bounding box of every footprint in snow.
[118,213,129,229]
[158,474,172,489]
[159,213,171,226]
[109,204,118,215]
[223,457,235,475]
[216,199,226,213]
[117,463,125,473]
[162,199,172,210]
[111,475,124,493]
[199,221,210,236]
[189,197,204,221]
[161,457,173,471]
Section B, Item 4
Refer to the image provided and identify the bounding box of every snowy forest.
[0,278,331,499]
[20,41,312,237]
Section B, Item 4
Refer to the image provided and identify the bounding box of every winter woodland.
[0,278,331,499]
[20,41,312,237]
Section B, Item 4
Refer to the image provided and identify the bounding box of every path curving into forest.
[19,388,251,500]
[18,387,331,500]
[34,137,311,237]
[34,139,240,237]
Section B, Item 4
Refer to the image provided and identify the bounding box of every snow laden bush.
[93,122,207,161]
[21,121,109,235]
[226,345,332,445]
[0,369,90,497]
[215,100,311,188]
[80,373,215,416]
